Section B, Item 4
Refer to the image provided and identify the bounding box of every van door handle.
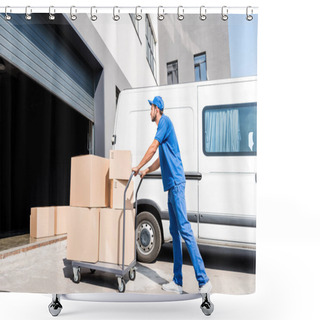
[112,134,116,145]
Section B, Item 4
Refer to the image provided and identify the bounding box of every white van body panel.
[113,77,257,250]
[197,79,257,244]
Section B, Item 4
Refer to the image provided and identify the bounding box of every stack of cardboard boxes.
[30,206,68,238]
[30,150,135,266]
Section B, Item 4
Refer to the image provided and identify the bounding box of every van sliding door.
[197,80,257,247]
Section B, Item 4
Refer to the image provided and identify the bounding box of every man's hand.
[132,166,140,176]
[140,168,149,179]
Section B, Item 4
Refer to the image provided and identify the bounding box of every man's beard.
[151,114,156,122]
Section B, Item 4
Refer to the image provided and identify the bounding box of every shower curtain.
[0,6,258,308]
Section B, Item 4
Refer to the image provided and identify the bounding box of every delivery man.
[132,96,212,295]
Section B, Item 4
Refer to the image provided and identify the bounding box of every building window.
[167,60,179,85]
[194,52,207,81]
[203,103,257,156]
[129,14,141,43]
[145,15,157,78]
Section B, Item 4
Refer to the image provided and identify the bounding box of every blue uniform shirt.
[154,115,186,191]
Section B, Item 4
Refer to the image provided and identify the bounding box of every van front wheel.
[136,211,162,263]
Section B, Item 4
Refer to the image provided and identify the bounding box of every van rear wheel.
[136,211,162,263]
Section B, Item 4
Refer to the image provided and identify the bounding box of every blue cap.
[148,96,164,111]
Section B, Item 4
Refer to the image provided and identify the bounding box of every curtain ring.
[246,6,253,21]
[91,6,98,21]
[221,6,228,21]
[158,6,165,21]
[200,6,207,21]
[135,6,142,21]
[70,6,77,21]
[25,6,32,20]
[5,6,12,21]
[177,6,184,21]
[113,6,120,21]
[49,6,55,21]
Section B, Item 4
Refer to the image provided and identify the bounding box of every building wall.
[90,14,159,88]
[72,14,159,157]
[158,14,231,85]
[72,13,230,155]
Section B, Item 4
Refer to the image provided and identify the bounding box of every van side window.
[203,103,257,156]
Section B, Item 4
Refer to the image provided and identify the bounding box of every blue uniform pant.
[168,182,209,287]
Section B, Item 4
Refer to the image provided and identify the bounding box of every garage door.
[0,13,102,122]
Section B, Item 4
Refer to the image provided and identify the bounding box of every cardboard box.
[110,179,134,210]
[66,207,100,263]
[99,208,135,266]
[70,154,110,207]
[109,150,132,180]
[54,206,70,235]
[30,207,55,239]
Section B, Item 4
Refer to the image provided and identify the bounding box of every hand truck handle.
[135,173,144,203]
[122,170,143,271]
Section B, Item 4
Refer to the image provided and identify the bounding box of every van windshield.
[203,103,257,156]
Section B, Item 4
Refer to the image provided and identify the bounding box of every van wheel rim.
[137,221,155,254]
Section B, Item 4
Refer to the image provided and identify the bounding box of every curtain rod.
[0,6,259,15]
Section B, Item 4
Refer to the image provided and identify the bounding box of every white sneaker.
[162,281,183,294]
[199,280,212,294]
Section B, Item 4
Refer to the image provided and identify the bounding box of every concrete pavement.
[0,240,255,295]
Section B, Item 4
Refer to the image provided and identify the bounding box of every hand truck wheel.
[117,277,126,293]
[73,267,81,283]
[129,268,136,281]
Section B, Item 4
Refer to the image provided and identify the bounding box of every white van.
[112,76,257,263]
